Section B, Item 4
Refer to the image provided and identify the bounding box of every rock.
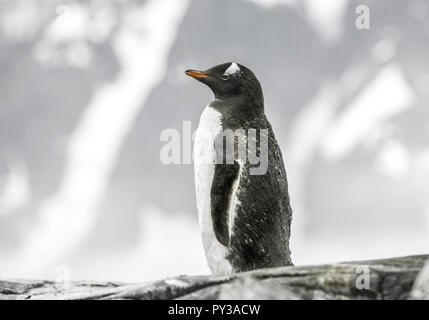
[0,255,427,300]
[410,258,429,299]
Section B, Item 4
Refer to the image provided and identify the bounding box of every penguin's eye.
[222,74,230,81]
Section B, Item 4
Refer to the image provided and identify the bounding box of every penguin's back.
[227,116,293,271]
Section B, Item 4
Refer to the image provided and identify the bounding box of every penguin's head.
[185,62,263,106]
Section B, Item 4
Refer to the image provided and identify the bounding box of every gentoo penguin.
[186,62,293,274]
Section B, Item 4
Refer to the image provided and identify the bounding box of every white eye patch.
[223,62,240,76]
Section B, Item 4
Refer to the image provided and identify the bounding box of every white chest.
[194,106,222,171]
[193,106,233,275]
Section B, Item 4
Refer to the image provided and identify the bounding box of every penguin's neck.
[209,95,264,124]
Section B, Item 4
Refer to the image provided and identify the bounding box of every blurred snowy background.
[0,0,428,282]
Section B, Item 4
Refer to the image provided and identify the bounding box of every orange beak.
[185,70,209,79]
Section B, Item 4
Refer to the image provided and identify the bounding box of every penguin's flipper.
[210,161,240,246]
